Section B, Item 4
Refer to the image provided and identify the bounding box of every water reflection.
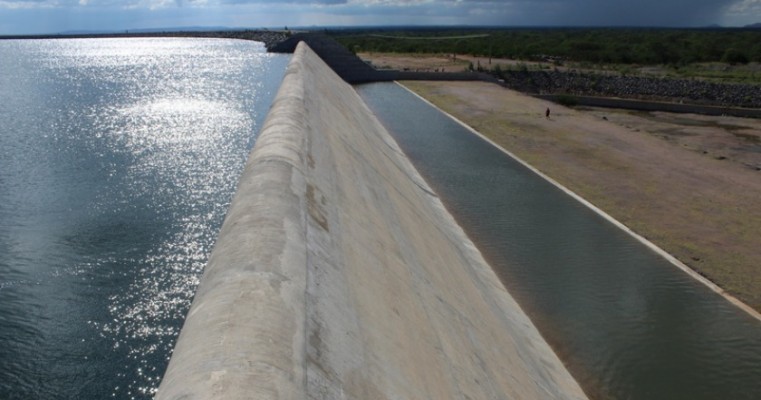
[0,38,289,399]
[357,82,761,400]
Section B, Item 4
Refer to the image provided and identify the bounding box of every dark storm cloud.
[454,0,737,26]
[1,0,756,35]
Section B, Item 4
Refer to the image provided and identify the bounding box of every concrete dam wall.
[156,43,588,400]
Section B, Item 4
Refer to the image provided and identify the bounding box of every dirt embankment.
[402,80,761,314]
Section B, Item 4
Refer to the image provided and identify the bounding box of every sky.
[1,0,760,35]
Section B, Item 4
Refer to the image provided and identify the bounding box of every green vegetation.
[331,27,761,84]
[331,27,761,65]
[555,94,579,107]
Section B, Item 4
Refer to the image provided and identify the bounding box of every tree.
[722,48,749,65]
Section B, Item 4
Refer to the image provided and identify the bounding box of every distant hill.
[745,22,761,28]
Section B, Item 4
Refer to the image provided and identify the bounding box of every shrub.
[556,94,579,107]
[722,48,749,65]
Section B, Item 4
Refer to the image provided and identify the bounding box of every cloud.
[413,0,739,26]
[728,0,761,14]
[0,0,352,7]
[551,0,734,26]
[1,0,758,34]
[218,0,349,4]
[0,0,59,9]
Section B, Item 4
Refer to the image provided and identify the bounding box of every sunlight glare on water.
[0,38,289,399]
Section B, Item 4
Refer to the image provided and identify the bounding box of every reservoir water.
[357,82,761,400]
[0,38,289,399]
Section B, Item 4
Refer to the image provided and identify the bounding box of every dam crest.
[156,42,587,400]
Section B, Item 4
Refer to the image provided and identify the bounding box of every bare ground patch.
[358,52,471,72]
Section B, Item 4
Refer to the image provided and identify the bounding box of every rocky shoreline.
[499,69,761,109]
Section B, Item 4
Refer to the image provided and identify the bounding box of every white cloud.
[720,0,761,25]
[0,0,61,9]
[727,0,761,14]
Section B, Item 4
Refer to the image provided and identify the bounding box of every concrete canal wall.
[156,42,588,400]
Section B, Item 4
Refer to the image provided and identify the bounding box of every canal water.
[356,82,761,400]
[0,38,289,399]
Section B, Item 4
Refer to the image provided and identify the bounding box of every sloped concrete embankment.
[156,42,588,400]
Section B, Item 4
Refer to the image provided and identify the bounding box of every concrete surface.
[156,42,588,400]
[271,33,493,84]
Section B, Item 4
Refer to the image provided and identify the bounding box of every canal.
[356,82,761,400]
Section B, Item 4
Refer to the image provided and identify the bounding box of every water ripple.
[358,82,761,400]
[0,38,289,399]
